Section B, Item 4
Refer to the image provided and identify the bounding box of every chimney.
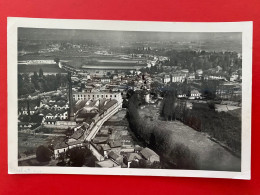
[68,72,74,121]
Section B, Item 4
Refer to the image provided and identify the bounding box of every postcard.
[8,17,252,179]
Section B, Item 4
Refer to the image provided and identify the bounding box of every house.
[124,153,143,167]
[95,159,120,168]
[108,151,122,164]
[66,139,83,149]
[55,109,68,120]
[171,73,186,83]
[140,147,160,163]
[18,122,33,129]
[230,73,239,82]
[70,128,85,140]
[196,69,203,76]
[187,73,195,81]
[100,77,111,83]
[55,121,77,128]
[125,153,142,162]
[108,140,122,148]
[204,75,226,81]
[100,144,111,152]
[189,89,201,99]
[53,142,68,158]
[44,118,57,125]
[93,136,109,144]
[134,145,143,153]
[162,75,171,84]
[45,113,54,119]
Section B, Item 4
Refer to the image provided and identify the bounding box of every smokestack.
[68,72,74,121]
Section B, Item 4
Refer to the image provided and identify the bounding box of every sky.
[18,27,242,44]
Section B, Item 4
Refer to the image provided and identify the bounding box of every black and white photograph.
[8,18,252,179]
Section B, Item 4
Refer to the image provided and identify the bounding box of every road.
[85,104,121,141]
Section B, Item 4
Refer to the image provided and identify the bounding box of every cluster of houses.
[91,128,160,168]
[95,146,160,168]
[161,66,241,84]
[51,91,123,158]
[18,96,71,130]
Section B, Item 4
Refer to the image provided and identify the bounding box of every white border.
[7,17,252,179]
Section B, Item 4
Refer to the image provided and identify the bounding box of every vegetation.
[180,104,241,154]
[168,143,199,169]
[36,145,52,162]
[200,80,220,99]
[66,147,97,167]
[18,70,68,97]
[127,93,199,169]
[141,50,241,75]
[160,89,177,121]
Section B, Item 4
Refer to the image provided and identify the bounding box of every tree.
[66,127,73,136]
[129,160,139,168]
[31,71,39,90]
[161,89,177,121]
[169,143,198,169]
[54,57,60,64]
[149,133,156,149]
[67,147,86,167]
[39,68,44,78]
[57,153,66,166]
[138,159,148,168]
[36,145,52,162]
[207,101,216,110]
[201,80,220,100]
[18,74,24,96]
[85,155,97,167]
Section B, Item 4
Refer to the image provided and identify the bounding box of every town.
[17,33,242,170]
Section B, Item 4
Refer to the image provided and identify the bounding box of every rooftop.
[95,159,119,168]
[140,147,159,159]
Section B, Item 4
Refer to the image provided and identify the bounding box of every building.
[204,75,226,80]
[162,75,171,84]
[196,69,203,76]
[124,153,143,168]
[189,89,201,99]
[140,147,160,163]
[171,73,186,83]
[100,77,111,83]
[72,92,123,104]
[53,142,68,158]
[187,73,195,81]
[95,159,120,168]
[230,73,239,82]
